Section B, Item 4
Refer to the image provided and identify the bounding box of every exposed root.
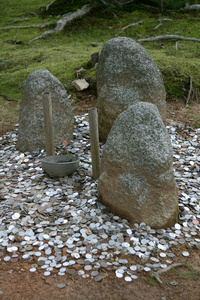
[150,263,184,284]
[0,23,53,30]
[9,18,30,24]
[115,21,142,36]
[137,35,200,43]
[46,1,55,11]
[154,18,172,30]
[183,4,200,10]
[29,5,91,42]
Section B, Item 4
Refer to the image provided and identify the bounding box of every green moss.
[0,0,200,125]
[176,264,198,280]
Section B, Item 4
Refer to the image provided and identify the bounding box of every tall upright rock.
[17,69,74,152]
[98,102,179,229]
[96,37,167,141]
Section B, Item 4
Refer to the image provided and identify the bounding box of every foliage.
[0,0,200,103]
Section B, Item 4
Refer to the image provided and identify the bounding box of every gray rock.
[17,69,74,152]
[98,102,179,229]
[96,37,167,141]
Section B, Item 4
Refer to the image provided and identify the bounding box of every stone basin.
[42,155,79,177]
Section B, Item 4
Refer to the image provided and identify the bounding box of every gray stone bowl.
[42,155,79,177]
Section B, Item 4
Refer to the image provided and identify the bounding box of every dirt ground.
[1,92,200,136]
[0,93,200,299]
[0,243,199,300]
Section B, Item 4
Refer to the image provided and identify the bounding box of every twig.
[0,94,18,102]
[137,35,200,43]
[29,5,91,42]
[186,73,193,107]
[150,263,184,284]
[115,20,142,36]
[175,41,178,50]
[154,18,172,30]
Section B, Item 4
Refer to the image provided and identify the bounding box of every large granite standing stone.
[17,70,74,152]
[98,102,179,229]
[96,37,167,141]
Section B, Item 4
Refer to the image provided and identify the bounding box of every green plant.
[145,275,159,285]
[176,264,198,280]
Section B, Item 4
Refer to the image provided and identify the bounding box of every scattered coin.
[0,115,200,286]
[29,268,36,272]
[57,283,66,289]
[94,275,103,282]
[182,251,190,257]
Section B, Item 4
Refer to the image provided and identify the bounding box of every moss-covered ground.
[0,0,200,132]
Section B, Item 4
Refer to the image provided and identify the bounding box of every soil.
[0,244,199,300]
[1,92,200,136]
[0,92,200,300]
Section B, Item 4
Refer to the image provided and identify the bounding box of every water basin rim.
[41,155,79,165]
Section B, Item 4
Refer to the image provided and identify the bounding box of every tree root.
[150,263,184,284]
[0,23,53,30]
[29,5,91,42]
[154,18,172,30]
[183,4,200,10]
[137,35,200,43]
[9,18,30,24]
[115,21,142,36]
[0,5,92,43]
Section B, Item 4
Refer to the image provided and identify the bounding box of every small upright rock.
[98,102,179,229]
[17,69,74,152]
[96,37,167,141]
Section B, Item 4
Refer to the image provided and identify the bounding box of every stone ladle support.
[42,92,55,156]
[89,108,101,180]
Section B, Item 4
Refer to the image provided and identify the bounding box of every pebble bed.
[0,114,200,283]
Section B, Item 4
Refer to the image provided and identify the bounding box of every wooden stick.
[42,92,55,156]
[89,108,100,180]
[186,73,193,107]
